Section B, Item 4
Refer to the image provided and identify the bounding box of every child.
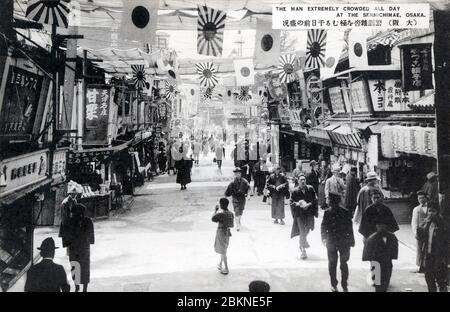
[212,198,234,275]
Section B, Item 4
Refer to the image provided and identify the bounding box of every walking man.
[321,193,355,292]
[354,172,383,223]
[324,164,346,207]
[290,175,318,260]
[359,188,399,240]
[306,160,320,194]
[344,167,360,216]
[225,168,250,231]
[362,216,399,292]
[417,204,449,292]
[267,165,289,225]
[411,191,429,272]
[25,238,70,292]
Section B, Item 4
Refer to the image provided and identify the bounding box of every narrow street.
[11,146,428,292]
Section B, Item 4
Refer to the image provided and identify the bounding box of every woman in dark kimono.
[212,198,234,275]
[266,165,289,225]
[62,204,94,292]
[176,157,193,190]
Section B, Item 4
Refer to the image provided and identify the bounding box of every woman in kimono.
[266,165,289,225]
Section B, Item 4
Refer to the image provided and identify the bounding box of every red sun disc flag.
[196,62,219,88]
[306,29,327,69]
[277,54,298,84]
[26,0,71,28]
[197,5,227,57]
[131,65,147,90]
[164,80,177,101]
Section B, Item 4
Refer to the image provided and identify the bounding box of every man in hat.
[353,172,383,224]
[359,188,399,240]
[25,238,70,292]
[420,171,439,208]
[58,184,80,242]
[306,160,320,194]
[411,191,429,272]
[362,215,399,292]
[324,164,346,206]
[225,167,250,231]
[417,204,449,292]
[344,167,360,216]
[290,175,318,260]
[266,165,289,225]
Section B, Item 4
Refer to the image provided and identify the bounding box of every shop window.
[0,197,33,291]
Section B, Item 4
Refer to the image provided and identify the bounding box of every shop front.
[0,149,51,291]
[66,143,130,218]
[378,122,437,223]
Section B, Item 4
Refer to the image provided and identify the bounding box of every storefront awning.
[327,124,364,150]
[307,123,340,147]
[0,178,52,207]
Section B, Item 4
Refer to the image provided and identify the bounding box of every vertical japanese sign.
[349,80,371,113]
[84,85,111,145]
[401,43,433,91]
[0,66,43,136]
[369,79,413,111]
[328,87,346,114]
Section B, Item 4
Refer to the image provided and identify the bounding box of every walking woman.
[215,142,225,175]
[212,198,234,275]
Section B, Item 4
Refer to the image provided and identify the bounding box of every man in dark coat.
[63,204,95,292]
[359,188,399,240]
[344,167,360,216]
[290,175,318,260]
[417,204,449,292]
[420,172,439,208]
[25,238,70,292]
[362,216,399,292]
[306,160,320,194]
[225,168,250,231]
[321,193,355,292]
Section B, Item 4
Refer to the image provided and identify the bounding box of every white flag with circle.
[254,19,281,67]
[234,58,255,86]
[119,0,159,45]
[349,30,369,69]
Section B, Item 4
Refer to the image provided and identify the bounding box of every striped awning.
[327,124,364,150]
[368,30,401,50]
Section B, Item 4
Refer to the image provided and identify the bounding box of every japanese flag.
[320,30,346,79]
[234,58,255,86]
[348,30,369,69]
[120,0,159,45]
[254,19,281,67]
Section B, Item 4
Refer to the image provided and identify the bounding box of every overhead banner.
[120,0,159,45]
[400,43,434,91]
[84,85,112,145]
[0,66,43,136]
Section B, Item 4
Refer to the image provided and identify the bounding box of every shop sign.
[0,66,43,136]
[67,150,113,165]
[266,72,288,102]
[401,43,433,91]
[306,73,322,105]
[0,149,49,197]
[52,149,67,180]
[349,80,371,113]
[289,109,302,130]
[328,87,346,114]
[369,79,414,111]
[84,85,111,145]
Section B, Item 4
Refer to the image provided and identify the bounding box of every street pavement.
[10,146,429,292]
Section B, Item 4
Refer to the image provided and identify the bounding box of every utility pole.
[433,10,450,217]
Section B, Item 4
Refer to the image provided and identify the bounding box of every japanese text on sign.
[272,4,430,29]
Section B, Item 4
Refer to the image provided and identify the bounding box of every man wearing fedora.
[225,167,250,231]
[25,237,70,292]
[354,172,383,224]
[324,164,346,207]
